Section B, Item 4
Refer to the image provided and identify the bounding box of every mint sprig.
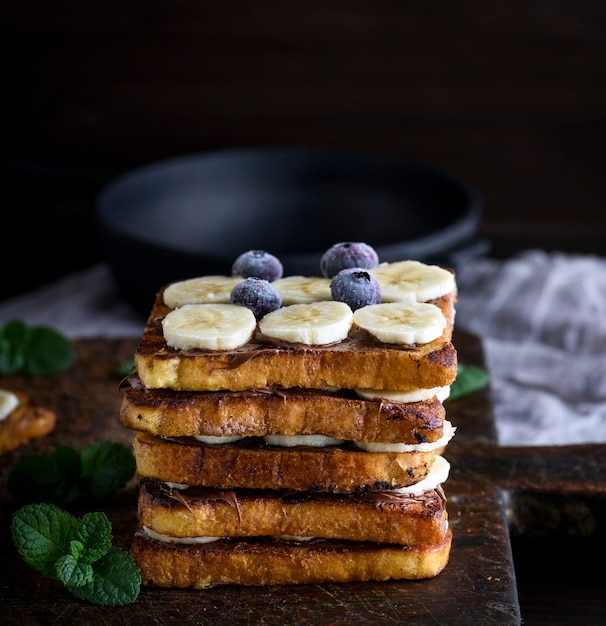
[0,319,75,375]
[447,363,490,401]
[7,441,136,504]
[11,503,141,606]
[115,358,136,378]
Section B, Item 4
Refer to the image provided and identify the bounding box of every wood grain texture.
[1,332,523,624]
[2,331,605,623]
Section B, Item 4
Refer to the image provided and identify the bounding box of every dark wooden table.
[1,331,604,624]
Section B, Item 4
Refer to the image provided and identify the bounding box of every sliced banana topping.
[355,385,451,403]
[163,276,243,308]
[162,303,257,351]
[437,385,451,402]
[0,389,19,422]
[389,455,451,495]
[370,260,455,303]
[353,301,446,345]
[194,435,245,444]
[277,534,315,542]
[188,424,455,451]
[145,525,317,545]
[354,420,456,452]
[263,434,346,447]
[165,482,188,490]
[271,276,332,305]
[259,301,353,346]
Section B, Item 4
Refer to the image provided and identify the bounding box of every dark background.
[3,0,606,301]
[2,3,606,622]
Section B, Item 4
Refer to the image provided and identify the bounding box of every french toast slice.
[0,390,56,455]
[120,376,446,442]
[130,529,453,587]
[133,432,436,493]
[138,477,449,545]
[134,289,457,392]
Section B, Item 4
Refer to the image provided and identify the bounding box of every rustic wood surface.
[0,332,514,624]
[1,331,605,624]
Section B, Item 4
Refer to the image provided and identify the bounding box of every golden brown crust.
[138,478,449,545]
[0,390,56,455]
[134,290,457,391]
[133,432,435,493]
[120,378,445,442]
[130,529,453,587]
[127,272,457,587]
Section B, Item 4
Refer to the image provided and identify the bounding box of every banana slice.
[355,385,451,403]
[258,301,353,345]
[277,535,315,542]
[263,434,346,447]
[370,260,455,303]
[353,302,446,345]
[354,420,456,453]
[271,276,332,305]
[194,435,245,444]
[163,276,243,308]
[162,303,257,351]
[390,455,451,495]
[0,389,19,422]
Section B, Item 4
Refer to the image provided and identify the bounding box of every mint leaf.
[7,445,82,504]
[26,326,75,375]
[11,503,78,579]
[12,504,141,606]
[80,441,136,499]
[0,319,29,373]
[75,512,113,563]
[0,319,74,375]
[67,546,141,607]
[115,359,136,378]
[8,441,136,504]
[56,553,94,587]
[447,363,490,401]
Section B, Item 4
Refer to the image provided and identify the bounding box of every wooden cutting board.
[2,331,602,624]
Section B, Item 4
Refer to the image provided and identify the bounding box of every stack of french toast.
[120,243,458,587]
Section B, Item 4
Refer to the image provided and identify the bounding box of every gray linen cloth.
[1,250,605,447]
[455,250,606,446]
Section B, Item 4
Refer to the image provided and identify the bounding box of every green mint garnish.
[7,441,136,504]
[447,363,490,401]
[11,502,78,579]
[66,546,142,606]
[11,503,141,606]
[115,359,136,378]
[0,319,75,375]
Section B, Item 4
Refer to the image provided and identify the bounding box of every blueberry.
[230,277,282,320]
[330,268,382,311]
[320,242,379,278]
[232,250,283,281]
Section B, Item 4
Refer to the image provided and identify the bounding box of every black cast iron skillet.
[95,145,485,313]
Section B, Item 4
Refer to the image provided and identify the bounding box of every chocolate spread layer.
[141,477,446,511]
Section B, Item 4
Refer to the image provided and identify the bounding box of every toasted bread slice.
[120,376,445,442]
[138,478,449,545]
[130,529,453,587]
[134,290,457,392]
[0,390,56,455]
[133,432,436,493]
